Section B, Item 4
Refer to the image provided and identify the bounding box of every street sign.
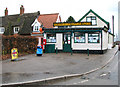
[11,48,18,61]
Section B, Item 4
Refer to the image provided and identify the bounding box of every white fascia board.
[56,14,61,22]
[31,18,41,27]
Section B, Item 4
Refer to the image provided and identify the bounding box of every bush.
[2,35,38,59]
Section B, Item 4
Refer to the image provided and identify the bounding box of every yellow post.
[11,48,18,61]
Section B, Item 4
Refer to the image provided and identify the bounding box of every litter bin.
[36,46,42,56]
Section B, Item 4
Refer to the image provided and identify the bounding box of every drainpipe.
[101,30,103,53]
[112,15,114,46]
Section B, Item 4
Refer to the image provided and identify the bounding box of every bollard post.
[56,47,58,54]
[87,49,89,56]
[71,48,73,55]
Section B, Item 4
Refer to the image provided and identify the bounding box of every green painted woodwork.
[63,33,72,52]
[63,44,71,52]
[44,29,101,33]
[78,9,109,26]
[45,44,55,53]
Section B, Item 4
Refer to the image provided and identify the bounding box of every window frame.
[46,33,56,43]
[88,33,100,43]
[74,32,86,43]
[34,26,39,32]
[86,16,97,25]
[0,28,5,33]
[14,27,19,34]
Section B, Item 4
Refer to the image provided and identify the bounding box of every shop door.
[63,33,72,52]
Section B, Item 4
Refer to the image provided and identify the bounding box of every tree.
[66,16,76,23]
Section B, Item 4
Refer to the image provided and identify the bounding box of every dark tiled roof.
[0,12,40,35]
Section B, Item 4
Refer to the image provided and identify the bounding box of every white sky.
[0,0,119,36]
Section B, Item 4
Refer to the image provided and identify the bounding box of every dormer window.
[33,26,39,32]
[14,27,19,33]
[86,16,97,25]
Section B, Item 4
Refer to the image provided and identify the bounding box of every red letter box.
[43,39,46,45]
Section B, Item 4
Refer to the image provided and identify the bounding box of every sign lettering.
[53,22,92,27]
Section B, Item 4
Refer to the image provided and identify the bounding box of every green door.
[63,33,72,52]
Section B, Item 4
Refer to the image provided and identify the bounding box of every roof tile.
[38,13,59,28]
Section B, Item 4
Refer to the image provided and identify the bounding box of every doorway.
[63,32,72,52]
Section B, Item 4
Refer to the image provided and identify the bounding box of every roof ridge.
[40,13,59,16]
[1,12,39,17]
[78,9,109,25]
[89,9,109,24]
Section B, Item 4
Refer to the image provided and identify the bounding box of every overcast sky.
[0,0,119,36]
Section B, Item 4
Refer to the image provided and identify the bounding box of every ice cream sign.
[11,48,18,61]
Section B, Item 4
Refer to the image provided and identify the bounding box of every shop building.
[32,9,114,54]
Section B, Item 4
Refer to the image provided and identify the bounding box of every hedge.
[2,35,38,60]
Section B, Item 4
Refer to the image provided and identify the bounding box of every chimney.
[20,5,24,15]
[5,8,8,16]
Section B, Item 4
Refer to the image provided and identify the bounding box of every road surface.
[41,51,119,85]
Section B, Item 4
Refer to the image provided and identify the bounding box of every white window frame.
[46,33,56,43]
[34,26,39,32]
[14,27,19,34]
[0,27,5,34]
[88,33,100,43]
[86,16,97,25]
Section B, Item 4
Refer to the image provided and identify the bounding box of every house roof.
[1,12,40,35]
[78,9,109,25]
[38,13,60,28]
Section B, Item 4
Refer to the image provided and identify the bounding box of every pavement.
[1,46,118,85]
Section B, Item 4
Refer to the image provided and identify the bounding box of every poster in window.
[68,37,70,40]
[68,40,70,44]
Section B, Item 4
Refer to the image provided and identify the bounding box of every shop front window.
[74,33,85,43]
[46,33,56,43]
[88,33,100,43]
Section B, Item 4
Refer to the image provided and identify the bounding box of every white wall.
[72,33,101,50]
[102,31,108,50]
[108,33,113,49]
[56,33,63,50]
[56,15,61,22]
[32,18,41,32]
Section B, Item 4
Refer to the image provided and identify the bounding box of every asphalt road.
[41,51,119,85]
[1,46,118,87]
[2,47,117,84]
